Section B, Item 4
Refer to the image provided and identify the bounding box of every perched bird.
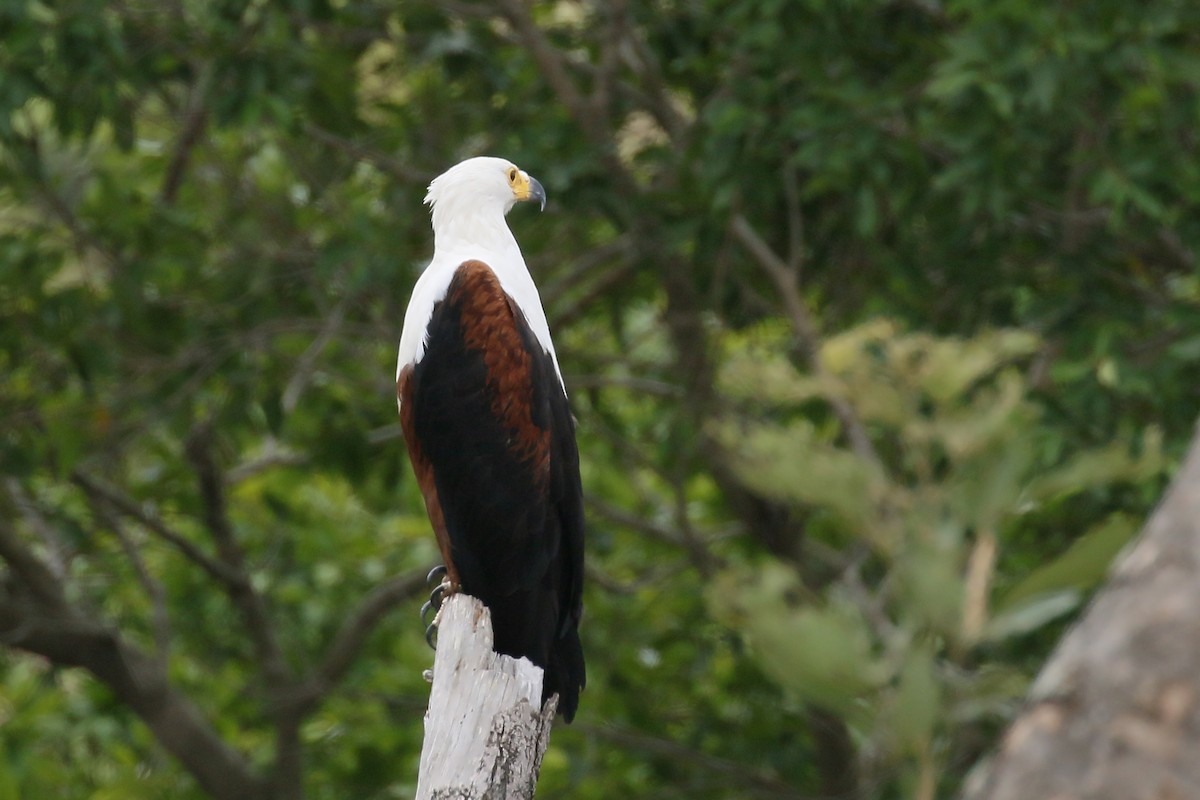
[396,157,586,721]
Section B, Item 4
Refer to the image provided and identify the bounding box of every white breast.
[395,248,565,391]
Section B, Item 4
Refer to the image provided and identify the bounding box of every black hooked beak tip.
[529,175,547,211]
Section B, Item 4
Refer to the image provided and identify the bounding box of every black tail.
[488,585,586,723]
[544,623,585,722]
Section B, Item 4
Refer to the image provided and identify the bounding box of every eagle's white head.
[425,156,546,214]
[424,157,546,254]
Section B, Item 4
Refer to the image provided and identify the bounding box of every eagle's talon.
[419,584,447,628]
[426,564,448,588]
[420,599,437,629]
[419,574,455,650]
[425,621,438,649]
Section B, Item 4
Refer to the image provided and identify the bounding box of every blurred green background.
[1,0,1198,797]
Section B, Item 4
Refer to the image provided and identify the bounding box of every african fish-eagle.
[396,157,585,722]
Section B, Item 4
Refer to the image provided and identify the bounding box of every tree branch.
[564,373,684,398]
[159,61,213,205]
[782,161,805,273]
[493,0,603,143]
[585,492,729,575]
[2,609,268,798]
[0,514,266,799]
[729,213,883,473]
[303,122,429,184]
[19,132,118,267]
[591,0,626,123]
[621,16,689,141]
[91,498,173,664]
[4,478,69,583]
[493,0,638,194]
[292,567,428,712]
[540,234,634,317]
[546,258,640,333]
[575,723,815,799]
[184,423,303,797]
[185,423,292,686]
[282,298,347,414]
[0,512,69,613]
[71,470,242,588]
[227,443,309,484]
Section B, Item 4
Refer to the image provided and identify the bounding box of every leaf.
[717,349,828,406]
[914,330,1040,406]
[707,563,885,712]
[709,418,887,533]
[984,589,1080,641]
[821,318,899,374]
[947,664,1030,725]
[889,643,940,756]
[896,542,964,636]
[951,433,1036,533]
[1027,427,1164,502]
[998,513,1139,612]
[908,371,1031,462]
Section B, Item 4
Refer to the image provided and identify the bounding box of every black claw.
[419,585,446,628]
[420,566,450,651]
[420,599,436,629]
[426,564,447,588]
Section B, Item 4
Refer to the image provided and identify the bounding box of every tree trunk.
[416,594,556,800]
[964,423,1200,800]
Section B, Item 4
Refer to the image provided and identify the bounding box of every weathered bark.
[416,594,556,800]
[964,423,1200,800]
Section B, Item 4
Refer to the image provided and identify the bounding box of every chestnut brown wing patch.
[452,261,551,481]
[397,364,458,586]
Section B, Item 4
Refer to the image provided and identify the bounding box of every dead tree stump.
[416,593,557,800]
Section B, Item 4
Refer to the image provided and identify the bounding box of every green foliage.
[0,0,1197,798]
[996,512,1138,615]
[709,563,886,713]
[711,319,1168,790]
